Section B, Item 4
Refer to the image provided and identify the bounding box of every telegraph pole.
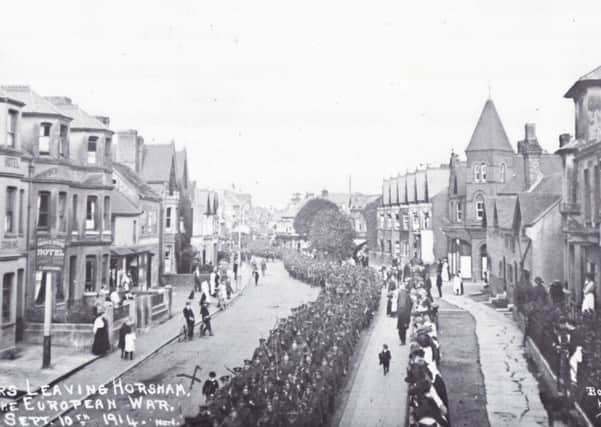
[42,274,52,368]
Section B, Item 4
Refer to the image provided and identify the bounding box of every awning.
[111,247,134,257]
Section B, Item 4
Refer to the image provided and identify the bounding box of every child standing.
[378,344,391,375]
[124,326,136,360]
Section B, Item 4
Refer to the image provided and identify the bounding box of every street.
[63,261,320,426]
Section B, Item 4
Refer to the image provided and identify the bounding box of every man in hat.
[202,371,219,402]
[532,276,549,306]
[183,301,195,340]
[201,301,213,336]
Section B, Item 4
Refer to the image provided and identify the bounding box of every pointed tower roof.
[465,99,513,153]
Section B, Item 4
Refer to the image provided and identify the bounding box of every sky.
[1,0,601,208]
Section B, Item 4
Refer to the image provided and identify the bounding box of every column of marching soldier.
[185,251,381,427]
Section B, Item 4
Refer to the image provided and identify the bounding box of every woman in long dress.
[582,274,596,313]
[92,313,110,356]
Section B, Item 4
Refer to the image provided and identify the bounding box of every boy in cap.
[202,371,219,402]
[378,344,391,375]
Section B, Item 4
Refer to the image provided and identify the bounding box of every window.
[87,137,98,164]
[402,214,409,230]
[474,164,481,183]
[584,168,592,223]
[58,192,67,232]
[481,163,487,182]
[58,125,68,158]
[72,195,78,233]
[105,137,112,164]
[423,212,431,229]
[33,271,61,304]
[39,123,51,155]
[133,220,137,243]
[500,163,506,183]
[394,213,400,229]
[85,256,97,292]
[456,202,463,221]
[412,213,420,230]
[166,207,172,229]
[475,195,485,220]
[7,110,17,148]
[18,189,24,235]
[103,196,110,230]
[507,264,513,284]
[102,254,109,287]
[2,273,13,323]
[5,187,16,234]
[37,191,51,229]
[453,175,458,194]
[86,196,98,230]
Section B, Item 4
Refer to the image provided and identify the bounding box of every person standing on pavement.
[261,259,267,276]
[436,269,443,298]
[194,265,202,292]
[201,301,213,336]
[118,318,131,359]
[233,256,239,281]
[582,273,596,313]
[209,269,216,296]
[441,259,450,287]
[397,285,413,345]
[378,344,391,375]
[91,312,110,356]
[253,268,260,286]
[124,324,136,360]
[183,301,195,339]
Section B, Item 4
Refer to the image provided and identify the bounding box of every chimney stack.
[559,133,571,148]
[45,96,72,105]
[525,123,537,141]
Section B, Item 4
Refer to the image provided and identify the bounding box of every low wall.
[162,273,209,289]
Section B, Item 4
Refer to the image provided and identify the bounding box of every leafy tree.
[308,209,356,259]
[293,198,339,236]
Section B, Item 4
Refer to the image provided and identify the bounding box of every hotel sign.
[36,238,66,271]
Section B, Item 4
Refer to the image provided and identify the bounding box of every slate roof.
[499,154,562,194]
[0,88,25,107]
[2,86,71,119]
[465,99,514,153]
[530,173,562,195]
[565,65,601,98]
[49,100,110,131]
[113,162,161,200]
[492,195,517,229]
[350,194,379,209]
[112,190,142,216]
[194,189,217,215]
[518,193,561,226]
[140,143,175,183]
[175,149,187,186]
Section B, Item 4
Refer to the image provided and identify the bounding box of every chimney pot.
[559,133,571,148]
[525,123,536,141]
[95,116,110,127]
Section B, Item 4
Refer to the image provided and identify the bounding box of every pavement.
[334,289,409,427]
[0,264,253,424]
[60,260,320,426]
[441,281,549,427]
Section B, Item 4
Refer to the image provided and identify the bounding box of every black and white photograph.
[0,1,601,426]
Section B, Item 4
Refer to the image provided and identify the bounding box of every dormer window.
[7,110,18,148]
[39,122,51,155]
[87,137,98,164]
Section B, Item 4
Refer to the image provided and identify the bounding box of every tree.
[293,198,339,236]
[308,209,356,259]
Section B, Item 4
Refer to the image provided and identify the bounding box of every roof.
[499,154,562,194]
[465,99,514,153]
[451,161,467,196]
[493,196,518,229]
[2,86,71,119]
[530,173,562,195]
[565,65,601,99]
[194,189,218,215]
[140,144,175,183]
[350,193,379,209]
[48,99,110,132]
[113,162,161,200]
[415,169,426,201]
[518,193,561,226]
[0,88,25,107]
[112,190,142,216]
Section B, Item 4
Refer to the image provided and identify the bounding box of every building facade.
[0,89,27,356]
[558,65,601,307]
[376,165,449,266]
[191,188,219,266]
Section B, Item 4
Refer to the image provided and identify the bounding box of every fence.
[527,313,560,376]
[151,292,164,307]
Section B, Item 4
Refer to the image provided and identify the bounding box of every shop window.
[87,137,98,164]
[86,196,98,230]
[18,189,24,235]
[37,191,51,229]
[2,273,13,323]
[39,123,51,155]
[85,256,97,292]
[58,192,67,232]
[7,110,18,148]
[5,187,16,234]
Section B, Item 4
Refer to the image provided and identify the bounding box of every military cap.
[219,375,231,383]
[233,367,243,373]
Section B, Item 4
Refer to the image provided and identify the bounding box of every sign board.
[36,238,66,271]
